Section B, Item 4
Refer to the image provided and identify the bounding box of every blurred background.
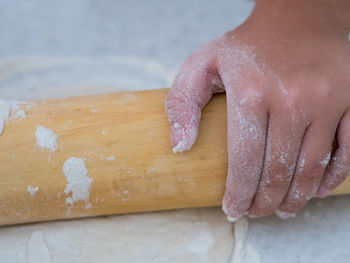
[0,0,252,99]
[1,1,350,262]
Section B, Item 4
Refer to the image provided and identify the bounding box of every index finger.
[222,87,268,220]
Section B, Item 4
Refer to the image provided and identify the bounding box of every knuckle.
[280,77,303,107]
[282,75,334,110]
[165,89,190,110]
[292,189,312,203]
[329,162,347,178]
[324,165,349,188]
[283,194,307,211]
[238,88,264,106]
[165,96,179,114]
[313,81,334,101]
[263,169,291,187]
[302,163,325,179]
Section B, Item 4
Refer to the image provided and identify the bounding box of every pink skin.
[166,0,350,219]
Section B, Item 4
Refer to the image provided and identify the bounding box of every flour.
[230,217,249,263]
[0,100,10,135]
[303,209,310,219]
[13,109,26,119]
[187,229,215,257]
[244,242,261,263]
[62,157,92,205]
[35,125,58,152]
[0,207,233,263]
[172,140,186,153]
[27,186,39,196]
[106,155,116,161]
[0,100,31,135]
[298,153,307,173]
[320,152,331,168]
[275,209,296,220]
[85,203,92,210]
[227,215,239,222]
[171,116,199,153]
[27,231,52,263]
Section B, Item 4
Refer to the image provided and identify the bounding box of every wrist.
[248,0,350,39]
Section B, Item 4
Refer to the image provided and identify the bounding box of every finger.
[165,41,223,153]
[317,111,350,197]
[248,111,306,218]
[222,87,268,220]
[277,122,336,218]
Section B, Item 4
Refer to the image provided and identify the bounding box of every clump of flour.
[0,100,34,135]
[62,157,92,205]
[106,155,115,161]
[13,109,26,120]
[27,186,39,196]
[275,209,296,220]
[320,152,331,168]
[227,216,239,222]
[35,125,58,152]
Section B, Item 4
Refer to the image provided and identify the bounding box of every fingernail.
[226,215,240,222]
[170,122,196,153]
[275,209,296,220]
[316,186,330,198]
[171,123,186,153]
[172,141,187,153]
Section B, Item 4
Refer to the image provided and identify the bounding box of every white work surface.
[0,0,349,262]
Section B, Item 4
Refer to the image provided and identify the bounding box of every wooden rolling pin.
[0,88,349,226]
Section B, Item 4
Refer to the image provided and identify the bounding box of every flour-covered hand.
[166,0,350,219]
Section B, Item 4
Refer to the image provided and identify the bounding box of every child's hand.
[165,0,350,219]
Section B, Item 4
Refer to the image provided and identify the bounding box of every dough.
[0,208,233,263]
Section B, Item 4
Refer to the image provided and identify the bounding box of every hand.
[165,0,350,219]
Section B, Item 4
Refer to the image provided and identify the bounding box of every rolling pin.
[0,88,349,226]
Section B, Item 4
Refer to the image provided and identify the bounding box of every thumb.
[165,41,223,153]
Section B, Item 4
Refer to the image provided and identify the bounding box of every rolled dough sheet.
[0,208,233,263]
